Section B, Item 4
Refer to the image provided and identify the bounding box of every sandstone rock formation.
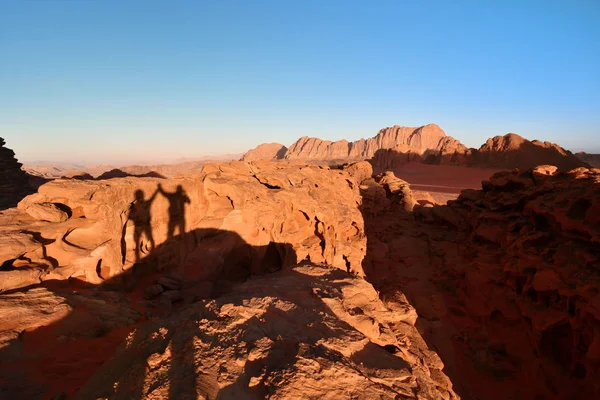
[0,161,458,399]
[284,124,455,162]
[243,125,588,173]
[3,161,365,292]
[240,142,287,161]
[376,172,418,212]
[0,137,32,210]
[474,133,588,171]
[24,202,70,223]
[361,164,600,399]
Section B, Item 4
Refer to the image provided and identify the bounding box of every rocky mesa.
[241,124,588,172]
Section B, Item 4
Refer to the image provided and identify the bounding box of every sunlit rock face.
[284,124,451,162]
[3,161,367,291]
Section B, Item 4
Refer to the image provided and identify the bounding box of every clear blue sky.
[1,0,599,164]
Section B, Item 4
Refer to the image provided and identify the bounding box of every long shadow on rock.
[75,266,413,400]
[0,222,298,400]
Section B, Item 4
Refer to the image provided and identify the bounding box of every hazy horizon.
[2,1,599,164]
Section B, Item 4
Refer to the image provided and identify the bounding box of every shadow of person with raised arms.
[157,183,191,238]
[126,189,160,263]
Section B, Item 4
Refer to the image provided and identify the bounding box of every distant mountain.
[472,134,586,171]
[23,153,242,180]
[241,124,588,172]
[240,143,288,162]
[576,152,600,168]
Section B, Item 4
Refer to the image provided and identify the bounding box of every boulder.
[24,202,70,222]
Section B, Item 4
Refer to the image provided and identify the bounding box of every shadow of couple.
[127,183,191,263]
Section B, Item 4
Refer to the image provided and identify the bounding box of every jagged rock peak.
[240,142,288,161]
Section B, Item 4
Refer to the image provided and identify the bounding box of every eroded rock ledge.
[362,164,600,399]
[0,161,457,399]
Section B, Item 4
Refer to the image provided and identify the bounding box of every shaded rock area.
[359,164,600,400]
[75,264,456,400]
[0,161,458,399]
[0,138,33,210]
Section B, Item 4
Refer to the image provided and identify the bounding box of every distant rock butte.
[23,154,243,180]
[242,124,588,172]
[95,168,166,180]
[475,133,587,171]
[240,142,288,161]
[576,152,600,168]
[285,124,453,161]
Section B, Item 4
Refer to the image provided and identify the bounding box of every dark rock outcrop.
[362,165,600,399]
[0,137,32,210]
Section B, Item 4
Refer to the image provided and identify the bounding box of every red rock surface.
[361,165,600,399]
[75,264,456,399]
[5,161,366,291]
[3,151,599,399]
[0,161,458,399]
